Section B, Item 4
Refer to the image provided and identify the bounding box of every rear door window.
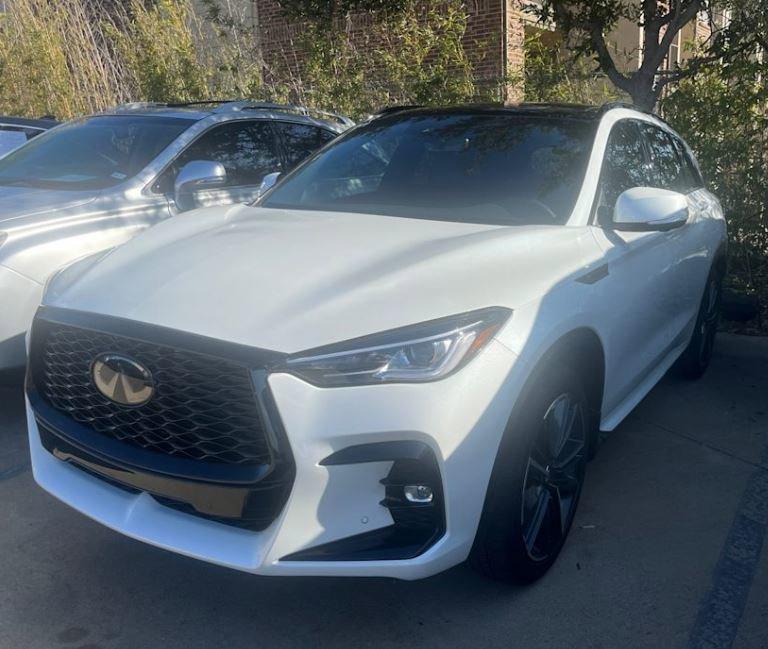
[275,122,336,170]
[639,123,689,193]
[670,135,703,190]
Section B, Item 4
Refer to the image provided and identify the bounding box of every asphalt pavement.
[1,334,766,649]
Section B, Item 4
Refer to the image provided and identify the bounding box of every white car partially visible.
[26,103,726,583]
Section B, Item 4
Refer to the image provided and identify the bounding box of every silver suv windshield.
[262,112,596,226]
[0,115,194,191]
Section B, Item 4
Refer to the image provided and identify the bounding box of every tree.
[532,0,707,110]
[703,0,768,66]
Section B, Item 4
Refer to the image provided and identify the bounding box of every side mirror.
[256,171,281,199]
[613,186,689,232]
[174,160,227,212]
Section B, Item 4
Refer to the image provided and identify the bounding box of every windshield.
[262,112,596,225]
[0,115,193,191]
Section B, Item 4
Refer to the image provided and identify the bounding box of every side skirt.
[600,338,689,432]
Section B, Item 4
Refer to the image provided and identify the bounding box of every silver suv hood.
[0,185,97,224]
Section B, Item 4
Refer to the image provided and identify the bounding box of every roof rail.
[164,100,241,108]
[371,105,424,118]
[517,101,594,110]
[112,102,167,112]
[212,101,355,127]
[110,99,354,127]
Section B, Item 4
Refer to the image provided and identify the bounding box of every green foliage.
[111,0,209,103]
[271,0,489,119]
[663,60,768,330]
[0,0,127,118]
[522,32,625,104]
[0,0,263,119]
[530,1,705,109]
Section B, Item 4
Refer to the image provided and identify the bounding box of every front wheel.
[470,367,590,584]
[675,268,722,379]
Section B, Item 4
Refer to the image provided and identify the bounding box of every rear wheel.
[470,367,590,583]
[675,268,722,379]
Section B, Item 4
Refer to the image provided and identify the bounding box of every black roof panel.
[372,101,650,121]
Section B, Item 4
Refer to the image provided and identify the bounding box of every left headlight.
[282,307,511,387]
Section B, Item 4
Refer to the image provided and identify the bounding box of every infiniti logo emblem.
[92,354,154,406]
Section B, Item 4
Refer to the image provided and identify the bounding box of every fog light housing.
[283,441,445,562]
[404,485,434,503]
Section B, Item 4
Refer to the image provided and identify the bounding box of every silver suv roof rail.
[213,101,355,127]
[111,100,354,127]
[112,102,167,112]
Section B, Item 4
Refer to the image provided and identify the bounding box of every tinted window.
[597,120,649,220]
[670,135,703,190]
[640,123,688,192]
[276,122,336,169]
[263,114,595,226]
[157,121,281,193]
[0,116,192,190]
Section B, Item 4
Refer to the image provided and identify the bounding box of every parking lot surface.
[1,334,767,649]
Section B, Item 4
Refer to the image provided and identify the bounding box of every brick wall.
[252,0,525,101]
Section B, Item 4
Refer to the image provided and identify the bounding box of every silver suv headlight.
[283,307,511,387]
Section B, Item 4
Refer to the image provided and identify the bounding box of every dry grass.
[0,0,261,120]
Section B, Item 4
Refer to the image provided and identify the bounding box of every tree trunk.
[628,72,658,111]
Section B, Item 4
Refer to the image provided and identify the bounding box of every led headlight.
[283,307,511,387]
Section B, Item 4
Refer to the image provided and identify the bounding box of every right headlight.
[282,307,511,387]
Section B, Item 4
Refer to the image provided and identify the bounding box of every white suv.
[26,104,726,583]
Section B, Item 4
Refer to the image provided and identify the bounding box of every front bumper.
[28,338,520,580]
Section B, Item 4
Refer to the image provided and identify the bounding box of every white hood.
[48,204,592,353]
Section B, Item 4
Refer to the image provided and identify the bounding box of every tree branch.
[643,0,703,74]
[587,19,633,94]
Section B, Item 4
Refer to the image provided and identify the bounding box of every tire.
[470,366,590,584]
[674,267,723,380]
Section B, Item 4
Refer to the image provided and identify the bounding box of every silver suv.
[0,101,351,370]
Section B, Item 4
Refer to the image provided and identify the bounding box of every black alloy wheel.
[522,393,587,562]
[471,366,592,584]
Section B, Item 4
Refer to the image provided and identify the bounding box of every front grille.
[34,322,271,466]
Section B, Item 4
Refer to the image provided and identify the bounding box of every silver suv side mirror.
[174,160,227,212]
[256,171,281,199]
[613,187,689,232]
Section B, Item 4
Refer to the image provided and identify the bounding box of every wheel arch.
[532,328,605,438]
[470,326,606,576]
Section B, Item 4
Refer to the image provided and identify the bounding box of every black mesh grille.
[35,323,271,466]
